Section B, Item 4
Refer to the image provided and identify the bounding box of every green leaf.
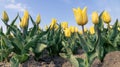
[10,57,19,67]
[30,15,36,25]
[35,43,47,53]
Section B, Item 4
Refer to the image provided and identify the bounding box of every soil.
[0,51,120,67]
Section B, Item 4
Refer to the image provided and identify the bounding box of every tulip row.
[0,6,120,67]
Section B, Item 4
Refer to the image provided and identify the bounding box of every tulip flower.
[36,14,41,24]
[61,22,68,29]
[54,24,59,30]
[79,30,83,34]
[73,7,88,34]
[64,28,71,37]
[20,10,29,29]
[102,11,111,24]
[74,27,78,33]
[23,10,29,20]
[50,18,57,29]
[90,26,95,34]
[92,11,99,24]
[73,7,88,26]
[69,26,75,33]
[20,17,29,28]
[2,11,9,23]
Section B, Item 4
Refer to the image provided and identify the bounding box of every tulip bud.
[50,18,57,29]
[20,17,28,29]
[79,30,83,34]
[73,7,88,26]
[92,11,99,24]
[69,26,75,33]
[90,26,95,34]
[102,11,111,24]
[2,11,9,23]
[54,24,59,30]
[23,10,29,19]
[61,22,68,29]
[84,27,88,32]
[74,27,78,33]
[64,28,71,37]
[36,14,41,24]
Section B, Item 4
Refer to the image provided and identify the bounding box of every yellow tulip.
[92,11,99,24]
[73,7,88,26]
[69,26,75,33]
[2,11,9,22]
[50,18,57,29]
[61,22,68,29]
[102,11,111,24]
[54,24,59,30]
[84,27,88,32]
[36,14,41,24]
[90,26,95,34]
[64,28,71,37]
[79,30,83,34]
[23,10,29,19]
[20,17,29,28]
[19,10,29,29]
[74,27,78,33]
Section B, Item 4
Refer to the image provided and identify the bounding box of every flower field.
[0,7,120,67]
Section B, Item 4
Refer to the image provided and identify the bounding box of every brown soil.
[1,51,120,67]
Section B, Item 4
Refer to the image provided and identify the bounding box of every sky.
[0,0,120,31]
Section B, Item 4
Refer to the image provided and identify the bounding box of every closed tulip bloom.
[84,27,88,32]
[64,28,71,37]
[20,17,29,28]
[61,22,68,29]
[50,18,57,29]
[73,7,88,26]
[74,27,78,33]
[23,10,29,19]
[54,24,59,30]
[92,11,99,24]
[69,26,75,33]
[102,11,111,24]
[90,26,95,34]
[36,14,41,24]
[19,10,29,29]
[2,11,9,22]
[79,30,83,34]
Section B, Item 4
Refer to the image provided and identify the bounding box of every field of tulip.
[0,7,120,67]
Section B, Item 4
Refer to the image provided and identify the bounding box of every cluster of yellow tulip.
[72,7,111,35]
[64,26,79,37]
[1,6,112,37]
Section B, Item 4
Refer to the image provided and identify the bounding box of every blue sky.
[0,0,120,31]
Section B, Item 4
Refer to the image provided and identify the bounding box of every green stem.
[107,23,110,29]
[82,25,85,35]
